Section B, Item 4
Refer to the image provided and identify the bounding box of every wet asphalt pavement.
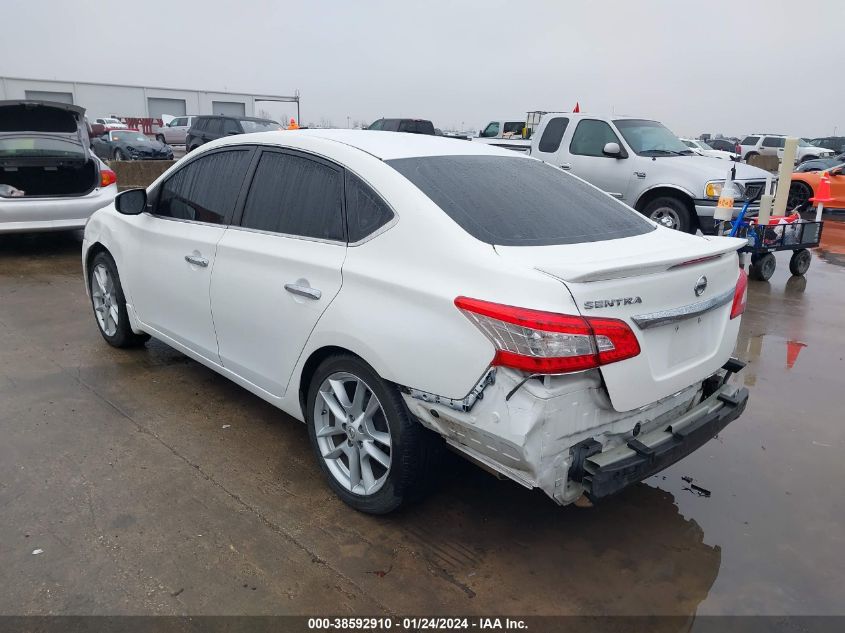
[0,221,843,618]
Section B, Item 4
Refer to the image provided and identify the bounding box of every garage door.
[25,90,74,104]
[212,101,246,117]
[148,97,186,118]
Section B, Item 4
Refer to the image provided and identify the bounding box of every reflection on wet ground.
[0,224,843,617]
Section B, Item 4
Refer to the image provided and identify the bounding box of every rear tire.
[789,249,811,276]
[305,354,440,514]
[89,252,150,348]
[745,151,759,163]
[642,196,695,233]
[749,252,777,281]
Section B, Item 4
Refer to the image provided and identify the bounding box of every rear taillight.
[730,268,748,319]
[455,296,640,374]
[100,168,117,188]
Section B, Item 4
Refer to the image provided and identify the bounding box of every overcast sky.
[2,0,842,137]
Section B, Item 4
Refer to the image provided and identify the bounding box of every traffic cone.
[786,340,807,369]
[810,173,833,203]
[573,102,580,113]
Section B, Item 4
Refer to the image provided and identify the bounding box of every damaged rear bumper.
[573,384,748,499]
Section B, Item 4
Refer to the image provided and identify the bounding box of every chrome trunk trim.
[631,287,734,330]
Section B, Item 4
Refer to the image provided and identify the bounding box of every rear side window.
[193,118,207,131]
[537,117,569,153]
[382,119,400,132]
[205,118,223,135]
[741,136,759,145]
[762,137,785,148]
[345,172,394,242]
[240,151,344,241]
[569,119,622,157]
[155,149,252,224]
[503,122,524,136]
[387,156,654,246]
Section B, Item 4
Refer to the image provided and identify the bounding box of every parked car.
[680,138,738,160]
[366,119,435,135]
[82,130,749,513]
[794,153,845,173]
[0,100,117,233]
[186,115,281,152]
[156,115,196,145]
[738,134,835,164]
[473,118,531,152]
[95,117,128,131]
[705,138,739,153]
[91,129,174,161]
[808,136,845,154]
[530,113,774,233]
[789,164,845,210]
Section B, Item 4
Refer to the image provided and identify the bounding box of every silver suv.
[739,134,835,164]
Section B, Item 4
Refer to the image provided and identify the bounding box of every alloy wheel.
[91,263,119,337]
[314,372,392,496]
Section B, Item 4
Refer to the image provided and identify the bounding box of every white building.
[0,76,299,122]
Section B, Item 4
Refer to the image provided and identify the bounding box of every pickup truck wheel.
[642,196,693,233]
[749,252,777,281]
[89,252,150,348]
[745,151,759,163]
[306,354,440,514]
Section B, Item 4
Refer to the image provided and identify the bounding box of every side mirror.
[831,167,843,177]
[115,188,147,215]
[603,142,622,157]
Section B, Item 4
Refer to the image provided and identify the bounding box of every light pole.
[347,116,351,129]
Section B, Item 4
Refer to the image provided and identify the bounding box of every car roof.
[196,115,275,122]
[215,129,522,160]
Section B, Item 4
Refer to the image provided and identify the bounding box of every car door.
[565,119,631,200]
[761,136,784,159]
[90,133,111,159]
[164,117,187,144]
[210,148,346,397]
[124,147,255,363]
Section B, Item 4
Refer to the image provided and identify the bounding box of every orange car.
[789,165,845,210]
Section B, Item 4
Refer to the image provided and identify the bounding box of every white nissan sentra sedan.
[82,130,749,514]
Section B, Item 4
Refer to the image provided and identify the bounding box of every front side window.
[388,155,654,246]
[570,119,624,157]
[345,172,394,243]
[612,119,690,156]
[155,149,252,224]
[481,122,500,138]
[537,117,569,153]
[240,119,279,133]
[367,119,384,130]
[240,151,344,241]
[222,119,240,135]
[205,118,223,135]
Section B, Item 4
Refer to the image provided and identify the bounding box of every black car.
[367,118,435,135]
[706,138,739,153]
[808,136,845,154]
[91,129,173,161]
[186,115,281,151]
[794,153,845,173]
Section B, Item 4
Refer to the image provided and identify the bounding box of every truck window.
[537,117,570,153]
[740,136,759,145]
[569,119,622,157]
[762,137,785,148]
[503,122,525,136]
[387,155,654,247]
[480,122,500,138]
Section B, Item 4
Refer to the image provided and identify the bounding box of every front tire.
[113,148,128,161]
[89,252,150,348]
[745,151,759,163]
[787,182,813,211]
[789,249,811,276]
[155,134,166,144]
[306,354,439,514]
[642,196,694,233]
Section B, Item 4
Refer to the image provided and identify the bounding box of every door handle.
[560,163,571,170]
[284,283,322,300]
[184,254,209,267]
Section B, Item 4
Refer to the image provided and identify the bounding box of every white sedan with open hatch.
[82,130,749,513]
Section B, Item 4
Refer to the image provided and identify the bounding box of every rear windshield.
[0,136,84,158]
[240,120,280,133]
[387,156,654,246]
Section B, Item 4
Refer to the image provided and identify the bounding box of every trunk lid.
[0,101,89,168]
[496,228,745,411]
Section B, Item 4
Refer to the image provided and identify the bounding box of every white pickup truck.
[473,119,531,152]
[530,113,774,233]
